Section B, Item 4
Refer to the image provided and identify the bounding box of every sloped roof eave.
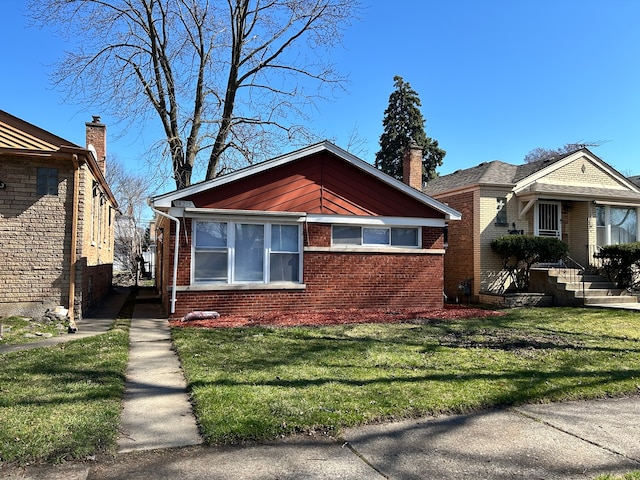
[516,183,640,205]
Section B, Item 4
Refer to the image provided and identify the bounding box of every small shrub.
[490,235,569,291]
[594,242,640,288]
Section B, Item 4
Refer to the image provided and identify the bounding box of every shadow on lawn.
[179,321,640,417]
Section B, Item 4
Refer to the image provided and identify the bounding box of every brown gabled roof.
[423,149,581,196]
[423,160,517,195]
[0,110,78,151]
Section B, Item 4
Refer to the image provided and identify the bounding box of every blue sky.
[3,0,640,194]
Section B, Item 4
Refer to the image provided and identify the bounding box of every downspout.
[149,203,180,314]
[68,155,80,330]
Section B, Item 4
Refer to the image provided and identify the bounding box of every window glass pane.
[194,251,228,282]
[234,223,264,281]
[196,222,227,247]
[596,206,605,227]
[333,226,361,245]
[37,167,58,195]
[496,197,507,225]
[271,224,298,251]
[391,228,418,246]
[596,226,607,247]
[611,207,637,244]
[270,253,299,282]
[363,227,390,245]
[48,172,58,194]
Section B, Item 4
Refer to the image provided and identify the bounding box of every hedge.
[594,242,640,288]
[490,235,569,291]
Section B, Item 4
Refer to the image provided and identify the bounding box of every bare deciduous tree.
[523,141,605,163]
[105,157,150,282]
[29,0,360,189]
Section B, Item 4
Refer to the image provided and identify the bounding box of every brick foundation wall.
[162,221,445,319]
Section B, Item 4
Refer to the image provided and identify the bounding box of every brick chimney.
[403,140,423,190]
[85,115,106,175]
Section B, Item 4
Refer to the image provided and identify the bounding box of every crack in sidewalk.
[340,440,390,479]
[512,407,640,466]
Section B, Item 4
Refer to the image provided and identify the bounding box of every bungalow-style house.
[423,148,640,303]
[0,111,117,321]
[150,141,461,319]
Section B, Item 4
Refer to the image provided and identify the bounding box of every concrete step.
[562,282,618,291]
[552,273,610,282]
[584,295,639,305]
[573,289,625,298]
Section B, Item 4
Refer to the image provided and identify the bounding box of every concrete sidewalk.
[117,289,202,453]
[6,395,639,479]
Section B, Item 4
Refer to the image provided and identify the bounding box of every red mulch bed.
[170,305,504,329]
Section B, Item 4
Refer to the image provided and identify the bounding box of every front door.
[535,201,561,238]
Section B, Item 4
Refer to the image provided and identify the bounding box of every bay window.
[193,220,300,284]
[596,205,638,247]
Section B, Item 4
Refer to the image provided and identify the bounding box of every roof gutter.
[149,204,180,314]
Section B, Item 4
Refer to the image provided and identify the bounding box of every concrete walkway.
[117,290,202,452]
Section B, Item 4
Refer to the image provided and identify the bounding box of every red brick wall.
[439,190,476,302]
[162,221,445,319]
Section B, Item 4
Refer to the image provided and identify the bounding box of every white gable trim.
[514,150,640,194]
[306,214,446,228]
[152,141,461,220]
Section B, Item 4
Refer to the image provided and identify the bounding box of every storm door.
[535,201,561,238]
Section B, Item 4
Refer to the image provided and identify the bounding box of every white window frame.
[596,204,639,247]
[331,225,422,248]
[192,220,302,285]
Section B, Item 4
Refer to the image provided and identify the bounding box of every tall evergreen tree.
[375,76,445,182]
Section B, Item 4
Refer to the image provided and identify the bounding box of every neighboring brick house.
[423,148,640,302]
[150,141,461,319]
[0,111,118,321]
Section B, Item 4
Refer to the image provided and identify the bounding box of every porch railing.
[586,244,603,271]
[559,255,587,300]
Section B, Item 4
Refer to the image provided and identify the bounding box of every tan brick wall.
[0,157,73,317]
[78,164,114,268]
[478,187,519,293]
[538,157,627,189]
[0,156,115,319]
[566,201,595,267]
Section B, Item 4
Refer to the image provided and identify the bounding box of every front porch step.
[572,288,625,298]
[584,295,640,305]
[562,282,620,291]
[535,267,640,307]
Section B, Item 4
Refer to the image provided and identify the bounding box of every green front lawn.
[0,316,70,345]
[172,307,640,444]
[0,299,133,466]
[1,304,638,466]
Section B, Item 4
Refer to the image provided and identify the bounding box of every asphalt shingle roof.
[423,150,576,195]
